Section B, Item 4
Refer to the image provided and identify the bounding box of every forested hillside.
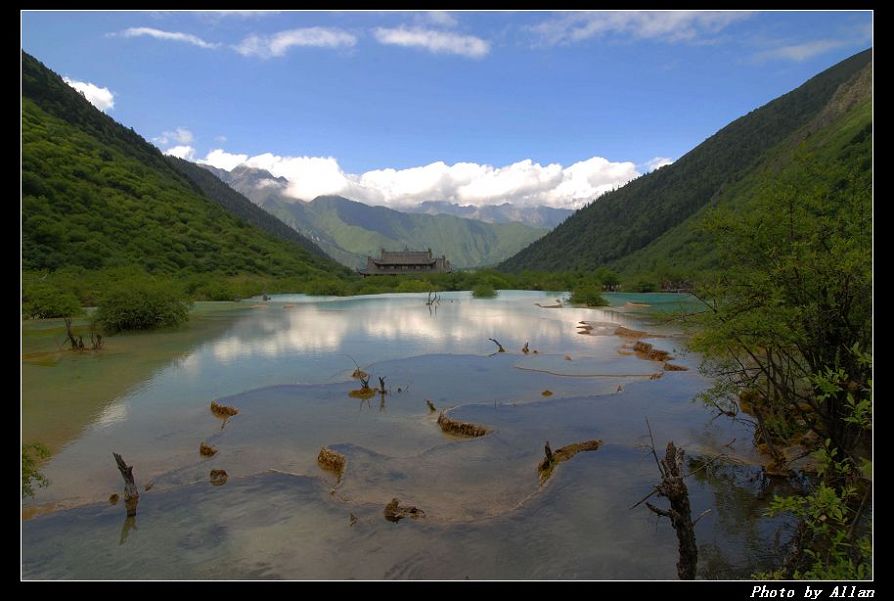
[499,49,872,273]
[22,51,344,278]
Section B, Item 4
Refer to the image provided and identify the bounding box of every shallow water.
[22,291,790,579]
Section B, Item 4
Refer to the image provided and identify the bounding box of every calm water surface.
[22,291,791,579]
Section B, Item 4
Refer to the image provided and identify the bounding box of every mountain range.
[202,165,551,269]
[21,47,871,288]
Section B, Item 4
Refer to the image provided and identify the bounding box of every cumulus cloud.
[115,27,220,49]
[199,150,641,209]
[234,27,357,57]
[531,11,753,46]
[373,27,490,58]
[644,156,674,171]
[163,145,196,160]
[62,77,115,112]
[153,127,194,146]
[753,39,848,63]
[199,149,250,171]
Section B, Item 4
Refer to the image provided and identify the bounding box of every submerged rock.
[199,442,218,457]
[209,469,228,486]
[633,341,672,362]
[317,447,346,478]
[210,401,239,418]
[384,497,426,523]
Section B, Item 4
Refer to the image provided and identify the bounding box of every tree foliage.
[22,279,82,319]
[21,52,342,280]
[569,284,607,306]
[95,276,191,333]
[688,146,871,579]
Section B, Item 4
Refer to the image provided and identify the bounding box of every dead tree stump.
[113,452,140,517]
[63,317,79,350]
[645,442,697,580]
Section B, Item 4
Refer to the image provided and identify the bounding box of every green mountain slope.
[263,195,549,269]
[164,156,332,261]
[611,61,871,278]
[499,49,872,273]
[22,51,344,278]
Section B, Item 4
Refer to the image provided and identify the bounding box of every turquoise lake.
[22,291,794,579]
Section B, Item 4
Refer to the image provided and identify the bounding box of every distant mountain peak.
[408,200,573,228]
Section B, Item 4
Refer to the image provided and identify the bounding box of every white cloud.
[418,11,458,28]
[199,150,641,209]
[373,27,490,58]
[198,148,250,171]
[753,39,848,63]
[532,11,753,46]
[214,135,228,143]
[153,127,194,145]
[644,156,674,171]
[62,77,115,112]
[116,27,220,49]
[234,27,357,58]
[163,145,196,160]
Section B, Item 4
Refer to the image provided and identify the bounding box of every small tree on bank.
[96,277,190,333]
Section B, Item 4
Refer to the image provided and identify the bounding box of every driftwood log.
[113,452,139,517]
[537,439,602,485]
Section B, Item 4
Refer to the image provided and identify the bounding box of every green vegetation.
[22,52,345,280]
[499,49,871,274]
[569,284,607,306]
[231,186,549,269]
[95,275,191,333]
[166,157,333,261]
[687,138,871,578]
[22,442,50,498]
[471,283,497,298]
[613,60,872,284]
[22,280,81,319]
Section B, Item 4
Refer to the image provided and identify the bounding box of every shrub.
[96,278,190,333]
[472,283,497,298]
[569,284,608,307]
[304,278,348,296]
[633,279,657,293]
[396,279,431,293]
[22,442,50,498]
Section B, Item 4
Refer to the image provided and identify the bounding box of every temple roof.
[374,250,435,265]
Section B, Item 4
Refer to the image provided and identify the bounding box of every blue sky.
[22,10,872,209]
